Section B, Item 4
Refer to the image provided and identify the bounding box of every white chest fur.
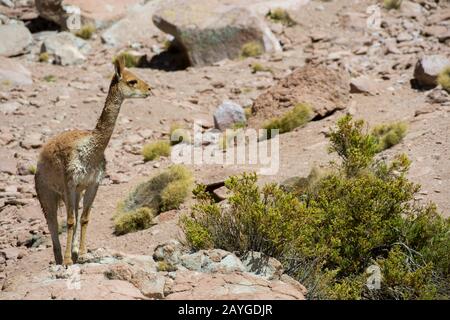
[68,137,105,190]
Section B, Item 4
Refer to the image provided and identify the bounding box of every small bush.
[39,52,49,63]
[156,261,177,272]
[182,115,450,300]
[113,51,144,68]
[371,122,407,152]
[43,75,56,82]
[437,66,450,93]
[114,207,155,235]
[121,165,193,214]
[329,115,378,177]
[28,165,37,175]
[241,42,263,58]
[267,8,296,26]
[244,107,253,119]
[263,103,312,139]
[75,24,95,40]
[384,0,402,10]
[250,62,272,74]
[142,140,171,162]
[170,123,191,145]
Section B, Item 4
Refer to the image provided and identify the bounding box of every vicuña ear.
[114,56,124,79]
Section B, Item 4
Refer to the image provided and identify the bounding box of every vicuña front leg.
[63,205,75,266]
[79,183,99,256]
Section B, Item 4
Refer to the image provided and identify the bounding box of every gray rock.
[0,57,32,85]
[152,0,282,66]
[140,273,166,299]
[241,251,283,280]
[414,55,450,88]
[20,133,43,149]
[350,75,378,95]
[101,0,162,47]
[41,32,90,66]
[35,0,142,30]
[152,240,183,265]
[0,23,32,57]
[0,101,20,114]
[213,101,246,131]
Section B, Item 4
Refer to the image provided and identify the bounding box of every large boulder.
[101,0,162,47]
[213,101,246,131]
[250,64,350,127]
[0,56,32,85]
[413,55,450,89]
[35,0,142,30]
[41,31,90,65]
[152,0,283,66]
[0,23,32,57]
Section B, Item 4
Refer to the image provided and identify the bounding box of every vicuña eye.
[127,80,137,86]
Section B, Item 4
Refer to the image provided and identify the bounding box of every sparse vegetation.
[371,121,407,152]
[120,165,193,214]
[437,66,450,93]
[28,165,37,175]
[113,51,144,68]
[266,8,296,26]
[263,103,313,139]
[114,165,193,235]
[114,207,155,235]
[182,115,450,300]
[244,107,253,119]
[241,42,263,58]
[38,52,49,63]
[75,24,96,40]
[170,123,191,145]
[250,62,272,74]
[142,140,171,161]
[156,261,177,272]
[384,0,402,10]
[43,75,56,82]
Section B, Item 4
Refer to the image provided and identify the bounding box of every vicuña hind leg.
[38,188,62,264]
[63,189,80,266]
[79,183,99,256]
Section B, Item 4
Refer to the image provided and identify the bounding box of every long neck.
[92,76,124,152]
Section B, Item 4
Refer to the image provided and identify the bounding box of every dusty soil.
[1,0,449,298]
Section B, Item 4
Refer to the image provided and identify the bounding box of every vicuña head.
[112,57,153,99]
[35,57,152,266]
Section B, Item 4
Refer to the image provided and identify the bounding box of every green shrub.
[263,103,312,139]
[113,51,144,68]
[43,75,56,82]
[241,42,263,58]
[156,261,177,272]
[182,115,450,300]
[142,140,171,161]
[384,0,402,10]
[328,115,378,177]
[437,66,450,93]
[250,62,272,74]
[371,122,407,152]
[75,24,95,40]
[244,107,253,119]
[114,207,155,235]
[121,165,193,214]
[39,52,49,63]
[28,165,37,175]
[266,8,296,26]
[169,123,191,145]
